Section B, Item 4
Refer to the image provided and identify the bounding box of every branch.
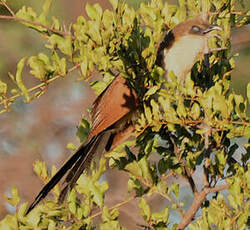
[89,196,137,220]
[177,184,229,230]
[0,63,81,114]
[0,15,73,38]
[0,2,78,40]
[170,136,198,194]
[0,2,15,16]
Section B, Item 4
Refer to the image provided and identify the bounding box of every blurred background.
[0,0,249,228]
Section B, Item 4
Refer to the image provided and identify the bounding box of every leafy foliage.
[0,0,249,229]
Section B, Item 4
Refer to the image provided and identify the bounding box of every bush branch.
[89,196,137,220]
[0,15,72,38]
[0,2,15,16]
[177,184,229,229]
[0,63,81,113]
[170,136,198,194]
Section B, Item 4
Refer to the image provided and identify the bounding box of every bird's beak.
[203,25,222,40]
[203,25,222,34]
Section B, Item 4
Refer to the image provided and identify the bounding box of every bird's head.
[156,15,222,81]
[172,16,222,38]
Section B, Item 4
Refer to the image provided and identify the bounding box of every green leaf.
[86,21,102,45]
[0,80,7,94]
[109,0,118,10]
[177,98,187,118]
[80,56,88,77]
[76,118,90,142]
[243,125,250,138]
[102,9,114,30]
[16,6,47,32]
[33,160,48,180]
[73,16,88,42]
[17,202,28,218]
[52,16,60,30]
[151,207,169,224]
[247,83,250,104]
[234,94,246,119]
[127,177,143,194]
[144,85,160,99]
[16,57,30,102]
[48,35,72,57]
[151,99,160,122]
[100,220,121,230]
[125,161,142,177]
[28,56,47,80]
[185,74,195,96]
[86,3,102,21]
[51,52,66,76]
[138,157,152,184]
[89,182,104,207]
[213,94,228,118]
[68,189,77,214]
[66,142,77,150]
[139,198,151,221]
[169,183,179,198]
[90,80,109,95]
[0,215,18,230]
[144,105,152,124]
[122,7,136,28]
[101,206,119,222]
[41,0,53,19]
[6,186,20,206]
[190,102,200,120]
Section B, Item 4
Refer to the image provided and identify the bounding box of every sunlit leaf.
[16,57,30,102]
[139,198,151,221]
[0,80,7,94]
[6,186,20,206]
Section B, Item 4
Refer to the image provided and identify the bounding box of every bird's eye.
[191,25,201,33]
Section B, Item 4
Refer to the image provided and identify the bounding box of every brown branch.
[0,2,15,16]
[0,63,81,112]
[206,184,229,193]
[170,136,198,194]
[177,184,229,230]
[89,196,137,220]
[0,15,74,38]
[203,124,212,187]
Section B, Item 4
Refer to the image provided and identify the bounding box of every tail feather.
[26,131,111,215]
[58,131,112,203]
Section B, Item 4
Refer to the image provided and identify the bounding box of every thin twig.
[0,63,81,109]
[203,126,211,187]
[0,2,15,16]
[170,136,198,194]
[0,15,74,38]
[177,184,229,230]
[89,196,136,220]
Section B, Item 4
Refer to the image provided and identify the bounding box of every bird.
[26,15,221,214]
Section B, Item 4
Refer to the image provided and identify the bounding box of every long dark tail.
[26,131,112,214]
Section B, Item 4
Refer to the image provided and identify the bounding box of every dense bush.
[0,0,249,229]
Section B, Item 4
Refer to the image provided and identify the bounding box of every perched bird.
[26,15,221,214]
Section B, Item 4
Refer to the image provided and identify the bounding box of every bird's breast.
[163,35,205,80]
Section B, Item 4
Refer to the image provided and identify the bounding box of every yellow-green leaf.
[0,80,7,94]
[191,102,200,120]
[139,198,151,221]
[6,186,20,206]
[16,57,30,102]
[109,0,118,10]
[247,83,250,104]
[86,3,102,21]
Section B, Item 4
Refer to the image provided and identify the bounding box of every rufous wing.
[89,75,138,138]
